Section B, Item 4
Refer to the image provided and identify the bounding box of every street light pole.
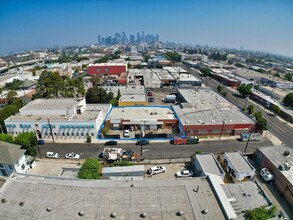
[219,119,226,140]
[47,117,55,143]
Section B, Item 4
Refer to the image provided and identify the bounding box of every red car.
[146,92,153,96]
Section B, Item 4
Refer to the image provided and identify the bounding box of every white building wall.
[14,155,30,174]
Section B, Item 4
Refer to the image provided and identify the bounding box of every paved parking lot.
[145,163,192,179]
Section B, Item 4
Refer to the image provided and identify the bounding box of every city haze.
[0,0,292,56]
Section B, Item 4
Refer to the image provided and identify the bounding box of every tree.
[5,79,23,90]
[199,67,211,76]
[0,133,14,143]
[245,205,276,220]
[253,85,259,90]
[7,90,17,104]
[283,93,293,108]
[14,132,37,156]
[78,158,100,179]
[237,84,252,97]
[0,86,2,95]
[90,75,101,86]
[255,117,268,132]
[285,73,292,81]
[274,73,280,78]
[247,104,254,115]
[217,85,223,93]
[86,87,113,103]
[272,105,281,115]
[164,52,181,62]
[254,111,263,121]
[227,59,233,64]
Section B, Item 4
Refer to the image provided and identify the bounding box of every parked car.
[46,152,59,159]
[260,168,274,182]
[123,130,130,137]
[105,141,118,146]
[148,97,155,102]
[147,166,166,176]
[175,169,193,178]
[136,140,149,145]
[37,139,45,145]
[146,92,153,96]
[65,152,80,159]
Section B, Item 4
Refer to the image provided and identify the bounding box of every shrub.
[78,158,100,179]
[110,161,133,167]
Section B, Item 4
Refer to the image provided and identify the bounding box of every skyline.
[0,0,293,57]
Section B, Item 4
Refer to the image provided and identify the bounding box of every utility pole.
[244,132,252,153]
[219,119,226,140]
[47,117,55,143]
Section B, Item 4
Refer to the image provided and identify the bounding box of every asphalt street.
[39,138,272,160]
[179,64,293,147]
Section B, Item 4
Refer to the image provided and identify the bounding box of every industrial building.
[4,98,111,142]
[223,151,255,182]
[0,175,227,220]
[255,145,293,207]
[101,106,182,139]
[87,63,127,76]
[174,89,255,137]
[192,153,225,179]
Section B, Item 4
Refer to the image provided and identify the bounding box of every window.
[62,133,65,136]
[86,133,89,136]
[72,133,75,136]
[212,130,221,134]
[16,161,19,166]
[91,133,94,136]
[198,130,208,134]
[187,130,193,134]
[54,133,57,136]
[67,133,70,136]
[76,133,79,136]
[45,132,48,135]
[21,164,25,170]
[81,133,84,136]
[8,165,13,169]
[0,164,3,168]
[97,68,100,72]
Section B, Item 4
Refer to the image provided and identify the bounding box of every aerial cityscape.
[0,0,292,219]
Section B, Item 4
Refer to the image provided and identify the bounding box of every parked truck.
[240,133,262,141]
[162,95,176,103]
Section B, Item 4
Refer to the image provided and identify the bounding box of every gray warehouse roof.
[257,145,293,184]
[224,151,255,172]
[194,154,225,176]
[0,175,225,220]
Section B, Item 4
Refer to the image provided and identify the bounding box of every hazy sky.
[0,0,292,56]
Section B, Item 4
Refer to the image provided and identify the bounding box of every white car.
[260,168,274,182]
[65,152,80,159]
[123,130,130,137]
[147,166,166,176]
[46,152,59,159]
[176,170,193,178]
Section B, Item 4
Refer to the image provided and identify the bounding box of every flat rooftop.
[175,89,254,126]
[260,86,290,97]
[88,63,126,67]
[119,94,147,102]
[108,107,176,121]
[0,176,225,220]
[222,181,269,214]
[257,145,293,185]
[152,69,175,81]
[225,151,255,172]
[6,104,110,122]
[20,98,82,112]
[195,154,225,176]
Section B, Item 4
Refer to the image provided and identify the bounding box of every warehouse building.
[87,63,127,76]
[100,106,182,139]
[255,145,293,207]
[4,98,111,142]
[174,89,255,137]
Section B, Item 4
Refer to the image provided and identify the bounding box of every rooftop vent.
[78,211,84,216]
[140,212,147,218]
[202,209,208,214]
[110,213,117,218]
[283,151,290,157]
[47,207,52,212]
[177,211,184,216]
